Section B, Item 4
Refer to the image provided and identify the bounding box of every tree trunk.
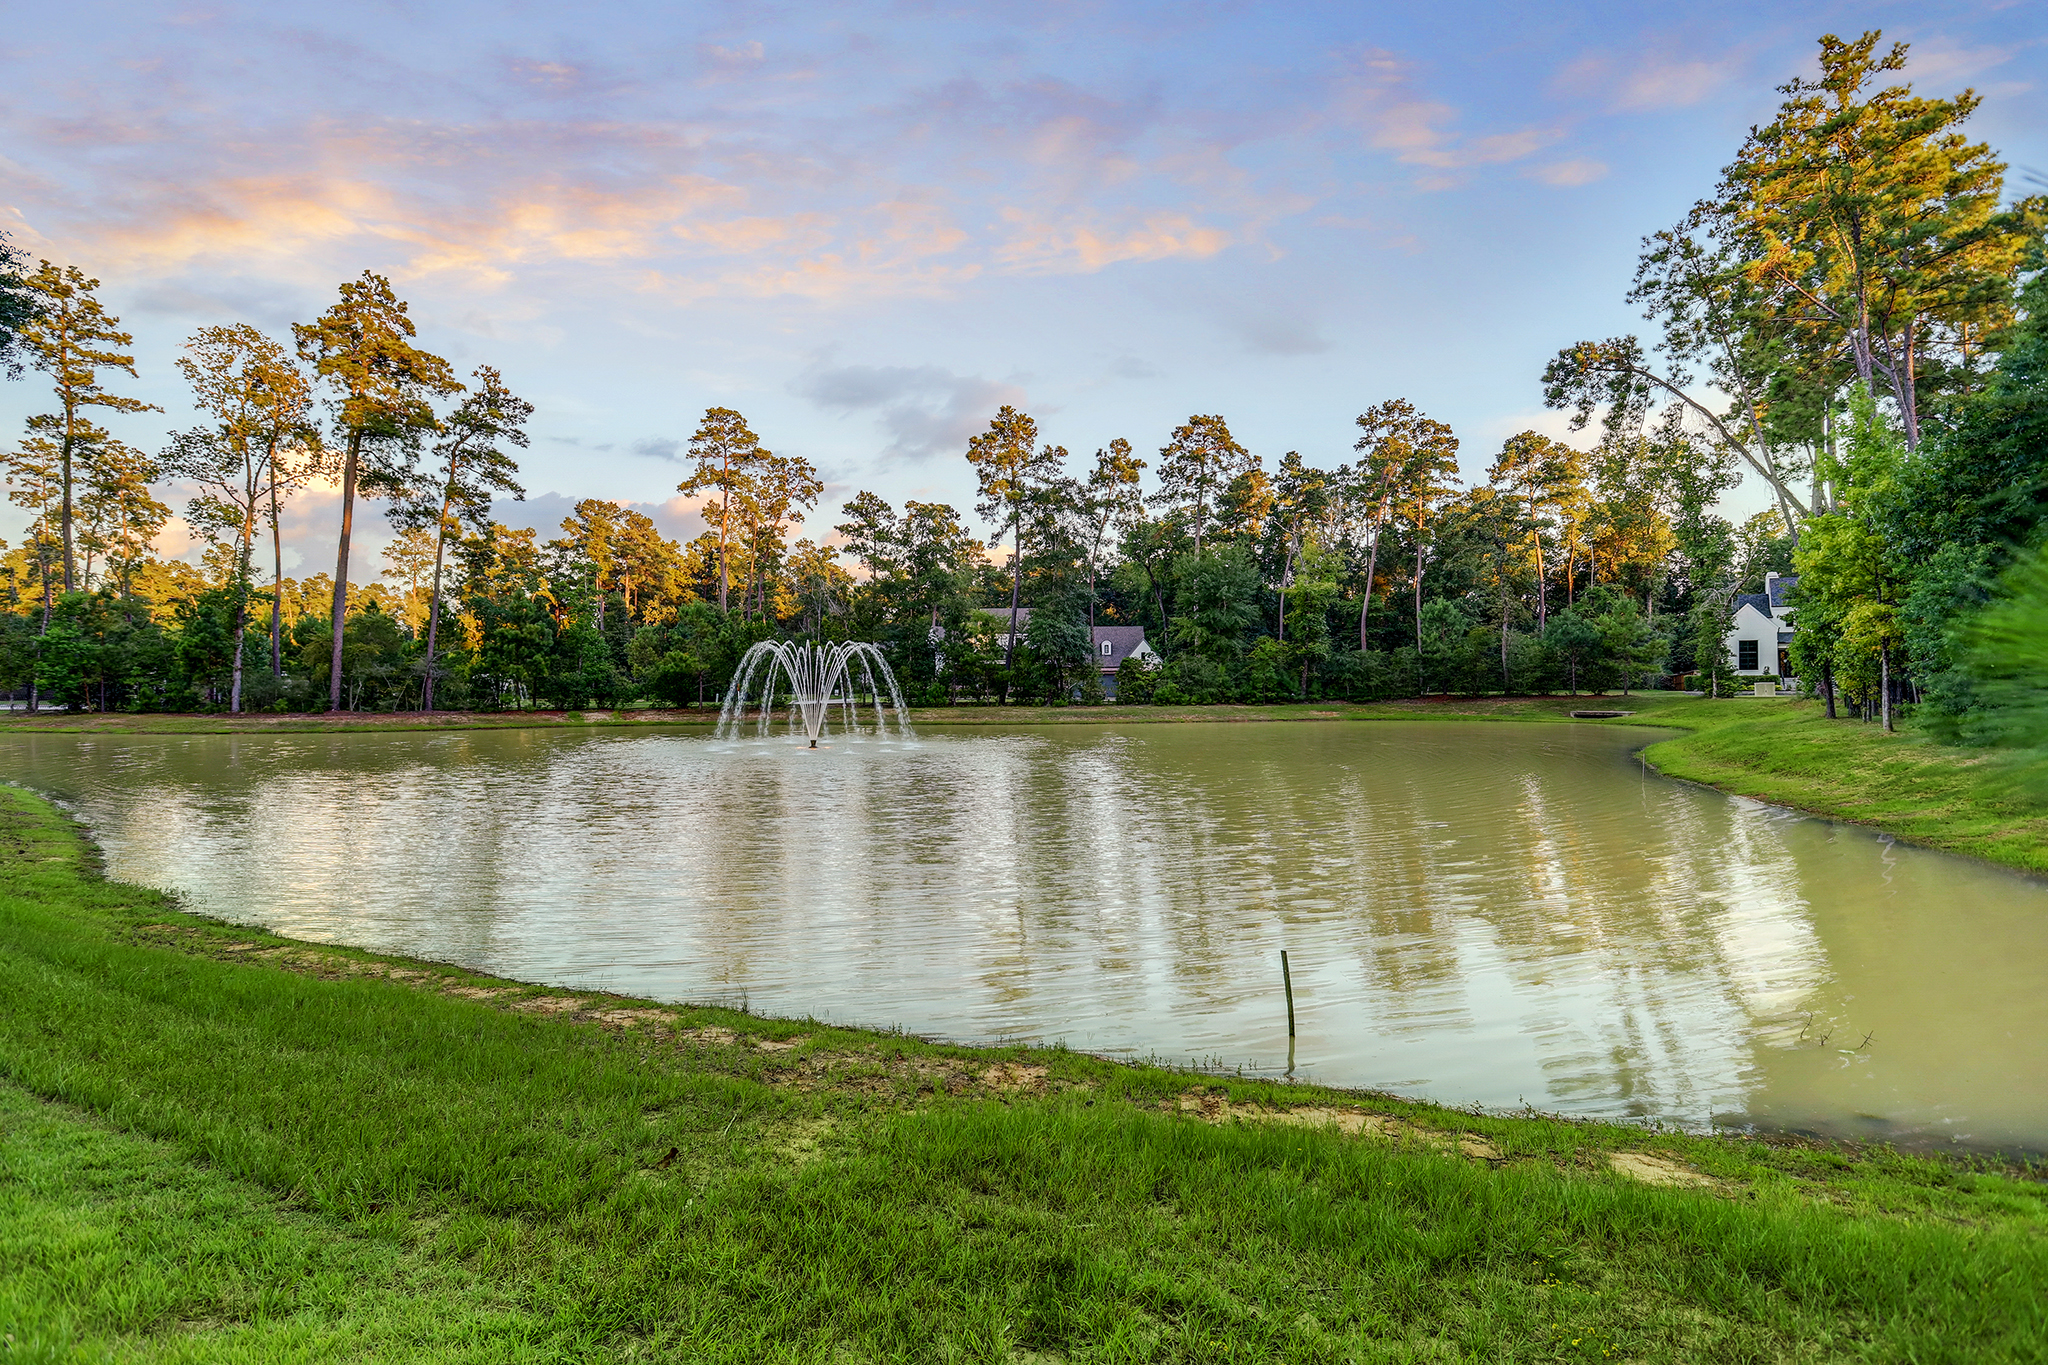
[58,385,79,592]
[230,513,255,714]
[269,483,285,676]
[1358,495,1389,652]
[716,452,732,613]
[1003,507,1023,680]
[1821,658,1836,718]
[1413,532,1425,695]
[1880,645,1893,733]
[329,431,362,711]
[1500,601,1509,692]
[1278,544,1294,644]
[230,604,247,713]
[423,499,452,712]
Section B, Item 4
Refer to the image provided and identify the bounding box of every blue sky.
[1,0,2042,575]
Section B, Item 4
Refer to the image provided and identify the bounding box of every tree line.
[1,31,2044,737]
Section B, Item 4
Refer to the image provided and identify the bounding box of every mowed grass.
[1637,700,2048,874]
[2,790,2046,1361]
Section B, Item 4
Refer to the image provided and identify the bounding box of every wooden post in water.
[1281,949,1297,1076]
[1280,950,1296,1037]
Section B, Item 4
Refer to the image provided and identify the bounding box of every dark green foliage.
[1955,542,2048,755]
[1021,596,1092,702]
[0,229,41,379]
[31,591,174,711]
[1112,653,1158,704]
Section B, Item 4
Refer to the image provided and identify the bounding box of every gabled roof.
[1091,625,1154,669]
[1732,593,1775,619]
[977,605,1034,631]
[1768,574,1799,609]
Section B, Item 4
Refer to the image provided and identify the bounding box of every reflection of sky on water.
[13,722,2048,1151]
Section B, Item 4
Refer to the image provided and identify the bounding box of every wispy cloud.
[1527,159,1609,188]
[790,361,1025,461]
[1553,45,1747,114]
[1335,48,1557,190]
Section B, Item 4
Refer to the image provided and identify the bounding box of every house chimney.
[1765,571,1779,602]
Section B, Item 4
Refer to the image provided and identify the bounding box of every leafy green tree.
[965,405,1061,680]
[162,324,324,710]
[1113,653,1159,704]
[294,272,461,711]
[1586,588,1667,693]
[2,440,63,638]
[1723,31,2043,448]
[1082,439,1144,625]
[1269,451,1330,646]
[1487,432,1587,633]
[1415,599,1470,696]
[1168,544,1261,667]
[1350,399,1457,660]
[1022,599,1091,702]
[40,590,169,711]
[173,590,239,707]
[1791,386,1907,727]
[392,367,529,711]
[472,590,553,710]
[0,231,42,378]
[540,619,623,710]
[1279,542,1340,697]
[74,439,167,594]
[627,600,734,708]
[736,450,822,623]
[18,263,160,592]
[1957,542,2048,757]
[1546,605,1602,695]
[676,407,767,613]
[1155,414,1252,555]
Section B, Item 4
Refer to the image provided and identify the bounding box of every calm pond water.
[11,721,2047,1152]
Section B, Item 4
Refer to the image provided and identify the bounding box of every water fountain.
[716,640,914,746]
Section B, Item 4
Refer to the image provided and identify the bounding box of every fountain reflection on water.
[717,640,914,745]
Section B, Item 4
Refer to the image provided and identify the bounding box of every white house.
[1724,572,1797,681]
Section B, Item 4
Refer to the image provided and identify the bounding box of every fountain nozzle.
[809,738,818,748]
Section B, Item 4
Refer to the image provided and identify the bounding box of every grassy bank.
[3,789,2046,1362]
[1633,701,2048,875]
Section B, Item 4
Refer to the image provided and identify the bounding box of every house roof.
[977,606,1033,631]
[974,608,1153,667]
[1733,593,1775,619]
[1768,574,1799,608]
[1091,626,1153,669]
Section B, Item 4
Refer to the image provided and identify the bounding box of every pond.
[11,720,2047,1152]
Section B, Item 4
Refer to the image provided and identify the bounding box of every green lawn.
[3,787,2046,1362]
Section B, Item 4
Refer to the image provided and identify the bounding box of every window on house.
[1738,639,1758,670]
[1100,640,1114,656]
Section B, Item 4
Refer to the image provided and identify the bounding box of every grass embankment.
[3,790,2046,1361]
[1632,700,2048,875]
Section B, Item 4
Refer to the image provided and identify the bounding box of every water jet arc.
[717,641,914,744]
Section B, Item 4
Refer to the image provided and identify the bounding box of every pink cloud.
[1336,48,1557,188]
[1527,159,1609,187]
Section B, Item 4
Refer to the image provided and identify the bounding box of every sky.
[1,0,2043,580]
